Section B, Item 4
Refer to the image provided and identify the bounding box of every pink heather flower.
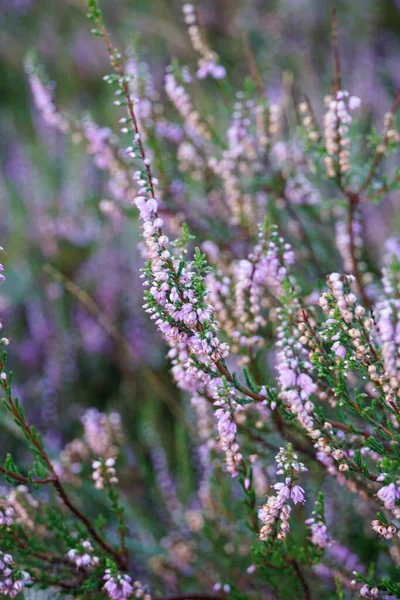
[27,71,69,133]
[291,485,306,505]
[274,481,291,501]
[377,483,399,509]
[348,96,361,110]
[102,569,153,600]
[279,366,297,388]
[306,518,328,548]
[297,373,316,398]
[215,409,237,449]
[332,341,347,359]
[211,64,226,79]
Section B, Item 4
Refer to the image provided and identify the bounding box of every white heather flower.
[92,457,119,489]
[360,584,379,597]
[66,540,99,568]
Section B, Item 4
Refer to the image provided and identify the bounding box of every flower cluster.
[258,446,306,542]
[182,4,226,80]
[371,518,396,540]
[323,91,361,177]
[92,457,118,490]
[26,60,69,133]
[359,585,379,598]
[66,540,100,568]
[0,553,30,598]
[276,302,317,434]
[103,568,151,600]
[213,381,243,478]
[82,408,122,459]
[0,506,14,528]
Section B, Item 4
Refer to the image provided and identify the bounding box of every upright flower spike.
[88,1,233,409]
[213,378,244,478]
[258,446,307,543]
[276,296,317,435]
[182,4,226,80]
[25,56,69,133]
[323,90,361,178]
[305,493,329,550]
[92,457,119,490]
[81,408,121,459]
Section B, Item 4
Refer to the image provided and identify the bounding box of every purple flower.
[377,483,399,509]
[274,482,291,501]
[332,341,347,359]
[297,373,316,398]
[279,366,297,387]
[291,485,306,504]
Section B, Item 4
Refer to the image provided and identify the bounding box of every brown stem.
[0,466,55,485]
[331,9,342,94]
[366,173,400,201]
[12,531,75,570]
[242,33,264,97]
[0,373,126,569]
[347,191,371,308]
[214,360,264,402]
[290,559,312,600]
[98,24,157,200]
[281,194,326,280]
[304,94,321,138]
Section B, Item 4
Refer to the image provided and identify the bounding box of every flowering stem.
[290,559,311,600]
[242,33,264,97]
[0,367,127,570]
[358,88,400,195]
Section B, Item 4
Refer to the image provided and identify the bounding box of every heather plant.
[3,2,400,599]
